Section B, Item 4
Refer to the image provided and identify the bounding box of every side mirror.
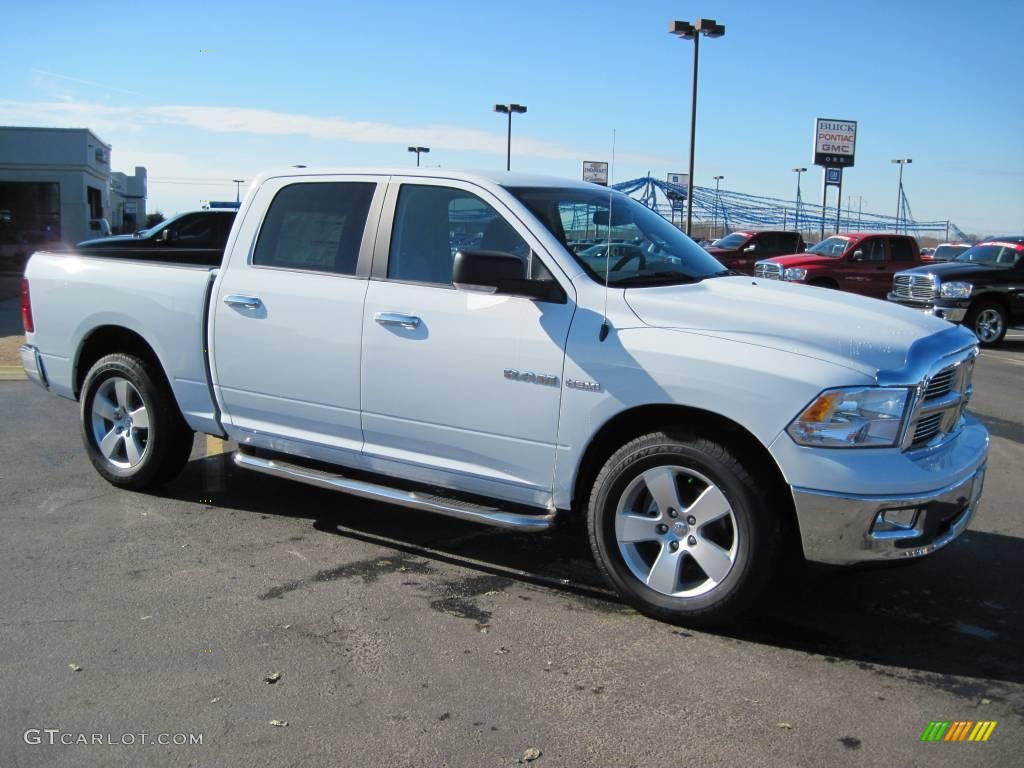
[851,249,864,261]
[743,244,757,253]
[159,228,178,243]
[452,250,562,302]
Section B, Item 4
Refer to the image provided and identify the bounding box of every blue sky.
[2,0,1021,234]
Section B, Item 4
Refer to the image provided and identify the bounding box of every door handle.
[224,294,263,309]
[374,312,421,329]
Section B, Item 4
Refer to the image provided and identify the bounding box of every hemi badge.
[566,378,601,392]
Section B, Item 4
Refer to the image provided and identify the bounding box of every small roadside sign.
[583,161,609,185]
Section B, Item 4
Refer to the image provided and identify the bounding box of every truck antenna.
[599,129,616,342]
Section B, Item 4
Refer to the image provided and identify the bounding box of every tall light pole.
[408,146,430,167]
[494,103,527,171]
[669,18,726,236]
[892,158,912,234]
[232,179,245,204]
[712,175,725,238]
[791,167,806,234]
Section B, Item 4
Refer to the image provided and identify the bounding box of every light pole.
[791,167,806,235]
[232,179,245,204]
[712,175,724,238]
[494,103,527,171]
[408,146,430,167]
[669,18,726,236]
[892,158,912,234]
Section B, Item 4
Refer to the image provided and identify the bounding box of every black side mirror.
[452,250,563,302]
[851,249,864,261]
[159,228,178,243]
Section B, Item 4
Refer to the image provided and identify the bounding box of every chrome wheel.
[90,377,150,469]
[614,465,738,598]
[973,308,1004,344]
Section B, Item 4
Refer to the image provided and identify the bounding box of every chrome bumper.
[792,463,986,565]
[19,344,48,390]
[923,305,967,323]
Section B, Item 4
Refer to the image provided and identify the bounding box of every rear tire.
[586,431,779,626]
[80,353,194,489]
[964,301,1007,346]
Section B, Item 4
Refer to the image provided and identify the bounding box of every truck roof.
[250,166,597,191]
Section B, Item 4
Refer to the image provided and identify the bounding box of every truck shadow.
[167,452,1024,691]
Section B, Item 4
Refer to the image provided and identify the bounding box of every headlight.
[788,387,910,448]
[784,267,808,281]
[940,281,973,299]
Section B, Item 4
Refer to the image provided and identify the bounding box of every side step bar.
[233,451,558,532]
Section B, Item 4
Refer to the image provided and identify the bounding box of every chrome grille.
[912,413,944,444]
[892,273,937,301]
[904,354,976,451]
[754,262,782,280]
[924,366,956,399]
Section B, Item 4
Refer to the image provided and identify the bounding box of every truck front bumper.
[19,344,48,390]
[792,463,985,564]
[887,296,968,323]
[775,412,989,565]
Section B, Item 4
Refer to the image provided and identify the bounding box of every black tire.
[964,301,1008,347]
[587,431,779,626]
[80,353,194,489]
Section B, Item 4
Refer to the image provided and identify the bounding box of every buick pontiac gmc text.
[19,169,989,624]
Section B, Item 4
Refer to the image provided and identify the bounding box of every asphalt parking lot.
[1,335,1022,767]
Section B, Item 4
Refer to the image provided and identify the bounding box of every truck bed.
[24,251,222,436]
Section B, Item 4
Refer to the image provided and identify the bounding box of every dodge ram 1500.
[19,168,989,625]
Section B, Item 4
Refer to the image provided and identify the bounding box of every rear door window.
[253,182,376,275]
[889,237,915,262]
[859,238,887,261]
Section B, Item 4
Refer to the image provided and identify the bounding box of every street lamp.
[712,175,725,239]
[891,159,912,234]
[791,167,806,234]
[494,103,527,171]
[232,179,245,204]
[669,17,726,236]
[408,146,430,167]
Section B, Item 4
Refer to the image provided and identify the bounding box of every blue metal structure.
[614,176,965,240]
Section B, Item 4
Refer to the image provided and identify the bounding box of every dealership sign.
[582,161,609,185]
[813,118,857,167]
[667,172,689,189]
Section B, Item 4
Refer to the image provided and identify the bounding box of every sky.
[1,0,1022,235]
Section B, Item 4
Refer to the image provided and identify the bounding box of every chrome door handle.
[224,294,263,309]
[374,312,421,329]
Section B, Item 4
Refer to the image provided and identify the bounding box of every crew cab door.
[359,178,575,506]
[210,175,385,455]
[841,237,888,297]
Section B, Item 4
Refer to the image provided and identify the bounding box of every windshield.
[954,243,1023,267]
[507,187,728,287]
[933,244,970,260]
[711,233,750,249]
[807,236,851,257]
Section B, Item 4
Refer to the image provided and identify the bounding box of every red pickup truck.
[753,233,921,299]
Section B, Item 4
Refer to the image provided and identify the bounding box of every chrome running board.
[233,451,557,531]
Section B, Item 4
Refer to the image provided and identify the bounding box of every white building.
[0,126,147,247]
[110,167,148,233]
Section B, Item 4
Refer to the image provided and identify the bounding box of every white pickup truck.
[20,168,989,624]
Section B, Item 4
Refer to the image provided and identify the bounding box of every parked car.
[20,168,987,626]
[87,218,111,237]
[926,243,972,262]
[704,230,806,274]
[76,209,237,266]
[889,238,1024,345]
[754,233,922,299]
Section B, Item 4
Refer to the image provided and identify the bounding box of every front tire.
[80,353,194,489]
[587,432,779,626]
[965,301,1007,346]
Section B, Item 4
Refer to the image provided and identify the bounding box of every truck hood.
[760,252,838,267]
[898,261,1008,281]
[624,275,954,378]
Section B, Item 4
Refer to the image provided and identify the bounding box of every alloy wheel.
[90,377,151,469]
